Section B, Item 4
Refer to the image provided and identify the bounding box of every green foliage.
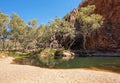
[76,5,103,49]
[48,17,75,49]
[28,19,38,27]
[9,13,27,49]
[0,9,76,51]
[34,17,76,49]
[77,5,103,33]
[0,12,9,50]
[49,17,75,37]
[10,13,26,35]
[0,5,104,52]
[8,52,29,58]
[37,48,57,67]
[0,12,9,28]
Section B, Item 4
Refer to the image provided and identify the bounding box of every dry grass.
[0,52,8,58]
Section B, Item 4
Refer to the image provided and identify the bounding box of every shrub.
[8,52,29,58]
[37,48,57,67]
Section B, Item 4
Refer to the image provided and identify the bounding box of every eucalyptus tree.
[34,23,54,49]
[36,24,48,48]
[77,5,103,49]
[22,19,38,50]
[48,17,75,49]
[0,12,9,51]
[10,13,27,50]
[28,19,38,40]
[28,19,38,28]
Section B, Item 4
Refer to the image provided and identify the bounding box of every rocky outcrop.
[80,0,120,51]
[80,0,120,24]
[67,0,120,51]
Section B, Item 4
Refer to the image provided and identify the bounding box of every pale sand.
[0,57,120,83]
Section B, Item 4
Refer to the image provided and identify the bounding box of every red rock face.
[76,0,120,51]
[80,0,120,23]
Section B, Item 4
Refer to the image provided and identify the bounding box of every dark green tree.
[77,5,103,49]
[0,12,9,51]
[48,17,75,49]
[10,13,27,50]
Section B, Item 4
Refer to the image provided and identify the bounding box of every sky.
[0,0,82,25]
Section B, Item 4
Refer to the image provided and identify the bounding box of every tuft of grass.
[8,52,29,58]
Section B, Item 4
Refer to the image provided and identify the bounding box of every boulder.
[62,50,75,61]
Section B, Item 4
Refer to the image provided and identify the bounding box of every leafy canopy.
[77,5,103,33]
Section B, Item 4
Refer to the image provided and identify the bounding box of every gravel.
[0,57,120,83]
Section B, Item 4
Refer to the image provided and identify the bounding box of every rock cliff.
[67,0,120,51]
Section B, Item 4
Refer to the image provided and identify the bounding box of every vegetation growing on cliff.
[76,5,103,49]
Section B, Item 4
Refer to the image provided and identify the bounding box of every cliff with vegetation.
[65,0,120,51]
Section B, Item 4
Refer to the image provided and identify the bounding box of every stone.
[62,50,75,61]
